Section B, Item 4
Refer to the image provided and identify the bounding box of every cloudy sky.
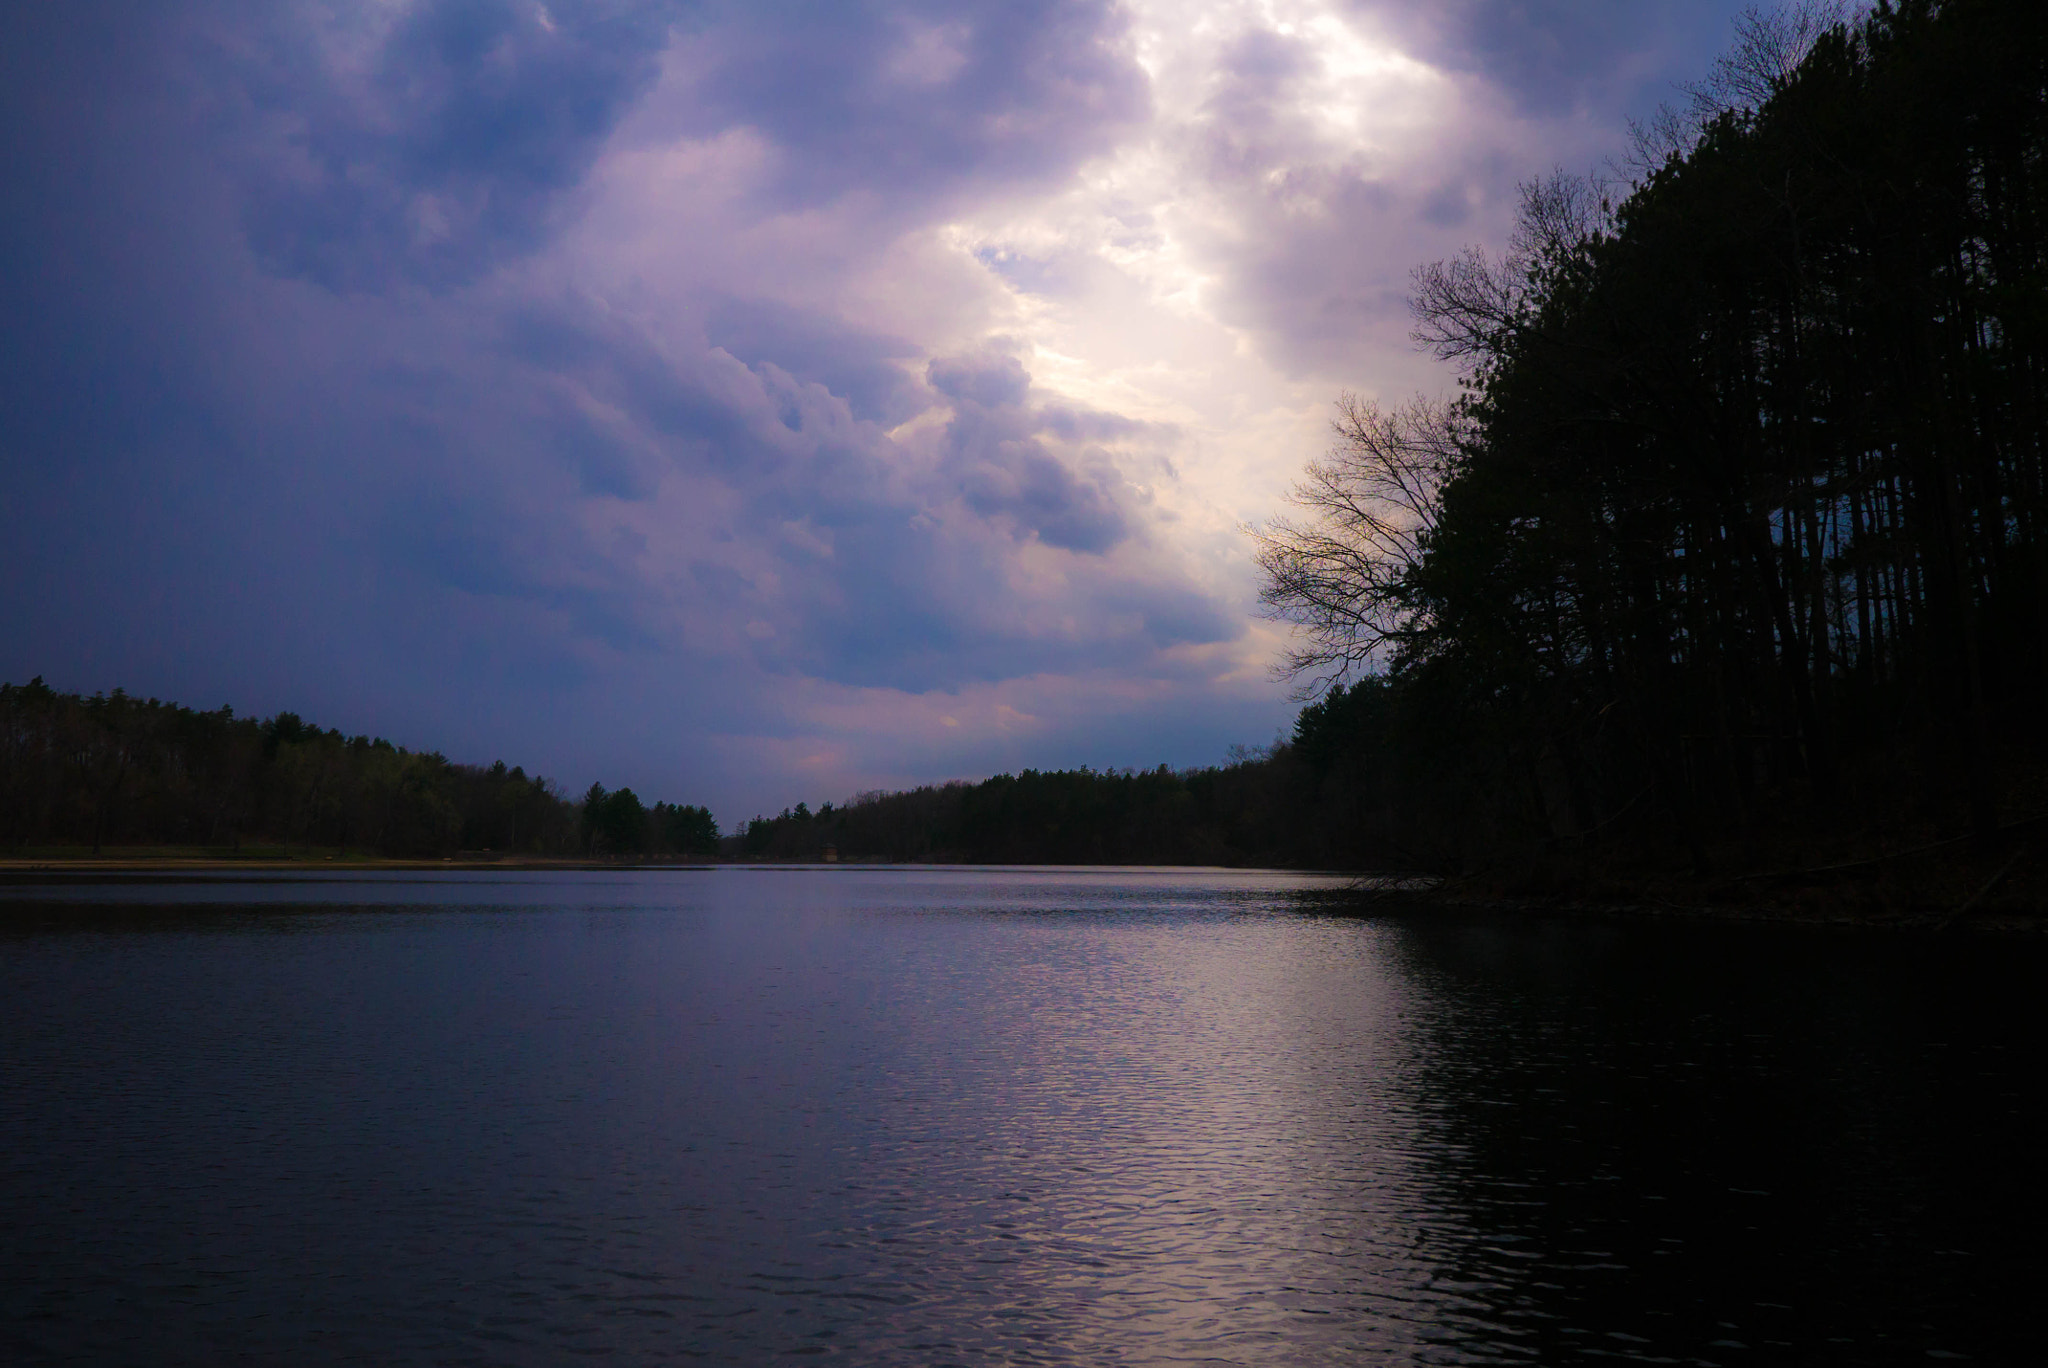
[1,0,1752,823]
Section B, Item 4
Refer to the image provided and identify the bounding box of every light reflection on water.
[0,868,2040,1365]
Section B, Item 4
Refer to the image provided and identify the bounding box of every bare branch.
[1691,1,1858,117]
[1412,172,1604,373]
[1410,247,1520,363]
[1510,170,1600,270]
[1246,394,1468,696]
[1613,3,1865,183]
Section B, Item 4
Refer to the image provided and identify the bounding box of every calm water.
[1,868,2042,1365]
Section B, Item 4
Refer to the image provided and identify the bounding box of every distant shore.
[0,853,715,874]
[0,852,1342,875]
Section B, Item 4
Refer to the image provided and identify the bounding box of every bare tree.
[1259,175,1598,699]
[1248,393,1467,695]
[1411,171,1603,368]
[1620,1,1863,177]
[1692,0,1859,113]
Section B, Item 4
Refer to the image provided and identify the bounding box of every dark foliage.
[725,729,1405,868]
[580,782,720,857]
[0,678,716,858]
[1264,0,2048,877]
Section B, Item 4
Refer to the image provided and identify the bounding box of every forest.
[0,678,716,859]
[0,673,1382,866]
[726,710,1376,866]
[1245,0,2048,889]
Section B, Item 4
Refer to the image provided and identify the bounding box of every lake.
[2,867,2041,1365]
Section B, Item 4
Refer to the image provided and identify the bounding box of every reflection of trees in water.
[0,897,388,937]
[1196,906,1525,1361]
[1377,915,2048,1363]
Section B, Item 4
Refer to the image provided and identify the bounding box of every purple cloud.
[0,0,1769,821]
[224,0,684,289]
[660,0,1148,211]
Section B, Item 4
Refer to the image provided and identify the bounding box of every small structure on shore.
[822,844,838,863]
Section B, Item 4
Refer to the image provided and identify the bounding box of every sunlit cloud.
[0,0,1751,822]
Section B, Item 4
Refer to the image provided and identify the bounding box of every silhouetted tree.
[1255,0,2048,872]
[0,680,699,860]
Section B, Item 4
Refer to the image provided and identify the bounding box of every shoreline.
[0,856,713,876]
[1,857,2040,932]
[0,855,1377,878]
[1354,884,2048,935]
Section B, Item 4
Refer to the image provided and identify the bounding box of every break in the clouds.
[0,0,1751,822]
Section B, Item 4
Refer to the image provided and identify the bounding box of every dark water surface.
[2,868,2042,1365]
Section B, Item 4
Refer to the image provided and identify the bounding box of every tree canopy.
[0,678,717,859]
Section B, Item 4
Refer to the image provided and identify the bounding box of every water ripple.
[1,868,2042,1364]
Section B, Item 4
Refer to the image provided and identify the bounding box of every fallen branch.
[1936,847,2031,932]
[1719,811,2048,888]
[1564,782,1656,841]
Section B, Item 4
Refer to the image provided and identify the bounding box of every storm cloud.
[1,0,1753,820]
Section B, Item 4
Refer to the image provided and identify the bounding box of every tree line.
[0,673,1387,867]
[0,678,717,858]
[728,726,1399,867]
[1253,0,2048,875]
[581,783,720,857]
